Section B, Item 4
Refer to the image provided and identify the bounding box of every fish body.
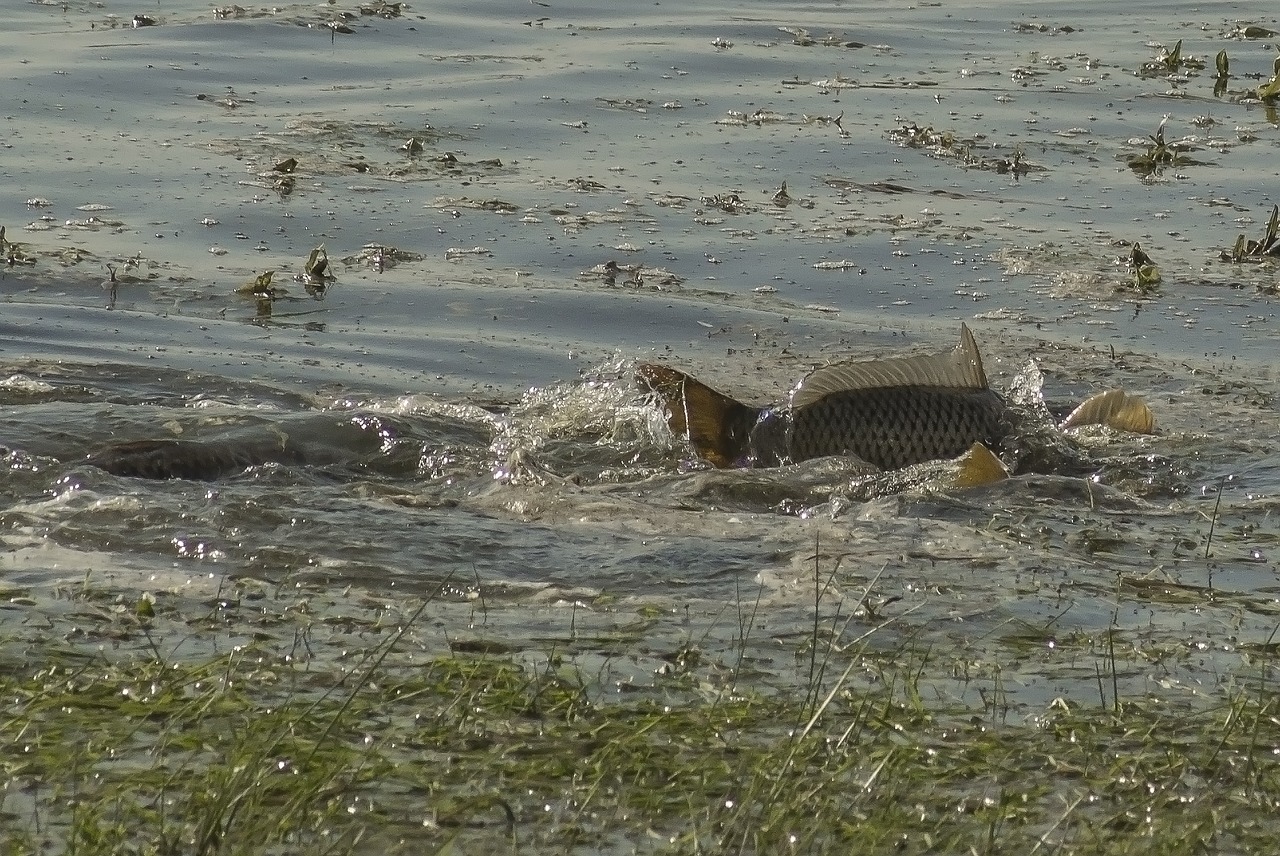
[750,384,1008,469]
[638,323,1158,472]
[638,324,1007,470]
[84,438,307,480]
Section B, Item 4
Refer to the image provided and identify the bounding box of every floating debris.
[400,137,424,154]
[595,97,653,113]
[581,261,684,290]
[359,1,403,17]
[429,197,520,213]
[132,14,157,28]
[195,88,254,109]
[568,177,607,192]
[273,157,298,173]
[338,244,423,272]
[445,246,492,259]
[778,25,865,48]
[699,192,752,214]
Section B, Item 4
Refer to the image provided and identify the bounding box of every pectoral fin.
[951,442,1009,489]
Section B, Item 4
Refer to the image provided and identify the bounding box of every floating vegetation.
[1123,118,1206,179]
[237,269,276,298]
[1254,50,1280,101]
[300,244,333,296]
[887,122,1040,175]
[698,191,753,214]
[338,243,423,272]
[445,246,492,259]
[715,108,790,126]
[594,96,655,112]
[579,260,684,290]
[1227,22,1278,39]
[1011,21,1080,35]
[359,0,403,17]
[1213,49,1230,96]
[429,196,520,213]
[194,87,254,109]
[1123,241,1162,294]
[777,25,865,48]
[1137,38,1206,77]
[802,110,847,137]
[771,181,791,207]
[812,259,860,271]
[1220,204,1280,264]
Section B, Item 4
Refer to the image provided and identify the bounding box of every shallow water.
[3,0,1280,716]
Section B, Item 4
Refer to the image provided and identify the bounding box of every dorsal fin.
[790,324,989,409]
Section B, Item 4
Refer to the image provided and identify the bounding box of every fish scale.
[753,385,1009,469]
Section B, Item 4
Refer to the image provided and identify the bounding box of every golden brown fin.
[951,442,1009,489]
[1061,389,1156,434]
[791,323,988,408]
[637,364,759,468]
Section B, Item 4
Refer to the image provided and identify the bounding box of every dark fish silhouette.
[638,324,1154,471]
[84,437,310,480]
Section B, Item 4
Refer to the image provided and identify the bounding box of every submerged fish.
[638,324,1154,471]
[83,437,311,480]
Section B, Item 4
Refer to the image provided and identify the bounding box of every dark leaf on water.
[1215,49,1229,77]
[1130,242,1155,269]
[237,270,276,296]
[304,245,329,280]
[1263,205,1279,253]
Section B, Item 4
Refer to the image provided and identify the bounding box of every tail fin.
[637,364,759,468]
[1061,389,1156,434]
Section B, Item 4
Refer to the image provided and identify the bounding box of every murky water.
[3,0,1280,712]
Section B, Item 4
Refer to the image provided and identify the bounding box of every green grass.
[3,571,1279,856]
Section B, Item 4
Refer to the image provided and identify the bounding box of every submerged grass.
[3,566,1280,856]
